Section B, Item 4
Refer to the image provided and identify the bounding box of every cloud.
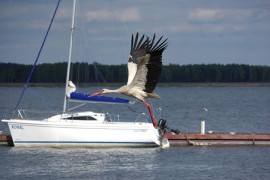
[167,23,224,33]
[188,9,219,21]
[188,8,254,21]
[0,6,27,19]
[257,11,270,19]
[57,8,73,20]
[167,21,256,34]
[163,8,269,34]
[84,7,141,22]
[0,2,66,31]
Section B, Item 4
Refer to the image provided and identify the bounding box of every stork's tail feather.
[147,93,161,99]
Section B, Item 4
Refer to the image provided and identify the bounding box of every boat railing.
[105,113,119,122]
[105,112,150,123]
[134,113,148,122]
[4,109,151,123]
[4,109,62,121]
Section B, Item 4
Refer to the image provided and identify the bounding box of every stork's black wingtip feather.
[147,34,168,53]
[129,33,149,64]
[130,32,148,51]
[129,32,168,64]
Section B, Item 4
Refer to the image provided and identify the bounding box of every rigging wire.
[14,0,61,110]
[76,0,89,49]
[70,0,103,86]
[110,1,130,38]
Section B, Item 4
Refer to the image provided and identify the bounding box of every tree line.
[0,62,270,83]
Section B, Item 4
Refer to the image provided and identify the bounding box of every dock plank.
[164,133,270,146]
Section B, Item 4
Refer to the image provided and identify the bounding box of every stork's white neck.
[102,88,118,94]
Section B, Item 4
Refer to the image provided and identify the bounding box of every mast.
[63,0,77,113]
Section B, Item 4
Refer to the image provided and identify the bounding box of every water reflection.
[6,147,162,179]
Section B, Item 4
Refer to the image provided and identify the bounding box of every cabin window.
[64,116,97,120]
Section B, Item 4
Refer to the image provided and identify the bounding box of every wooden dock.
[165,133,270,146]
[0,134,14,146]
[1,133,270,147]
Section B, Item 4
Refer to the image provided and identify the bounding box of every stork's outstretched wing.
[144,34,168,93]
[129,33,168,93]
[127,33,148,85]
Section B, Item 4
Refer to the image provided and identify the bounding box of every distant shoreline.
[1,82,270,87]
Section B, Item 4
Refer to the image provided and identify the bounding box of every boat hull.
[2,119,162,147]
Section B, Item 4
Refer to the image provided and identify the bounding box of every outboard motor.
[158,119,167,130]
[157,119,170,148]
[158,118,181,134]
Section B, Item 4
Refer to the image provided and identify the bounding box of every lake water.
[0,86,270,179]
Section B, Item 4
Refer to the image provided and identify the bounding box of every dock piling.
[201,121,205,134]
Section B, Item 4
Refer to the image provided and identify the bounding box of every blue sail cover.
[69,92,131,104]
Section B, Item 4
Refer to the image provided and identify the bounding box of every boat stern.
[150,119,170,148]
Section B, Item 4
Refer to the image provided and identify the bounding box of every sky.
[0,0,270,66]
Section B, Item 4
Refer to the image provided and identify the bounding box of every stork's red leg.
[143,101,158,128]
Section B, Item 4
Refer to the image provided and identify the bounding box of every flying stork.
[90,33,168,128]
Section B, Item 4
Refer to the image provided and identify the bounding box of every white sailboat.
[1,0,169,148]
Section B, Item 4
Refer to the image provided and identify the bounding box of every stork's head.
[89,89,109,97]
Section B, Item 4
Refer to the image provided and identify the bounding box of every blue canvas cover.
[69,92,131,104]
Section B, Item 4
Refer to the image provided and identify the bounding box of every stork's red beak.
[89,91,102,97]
